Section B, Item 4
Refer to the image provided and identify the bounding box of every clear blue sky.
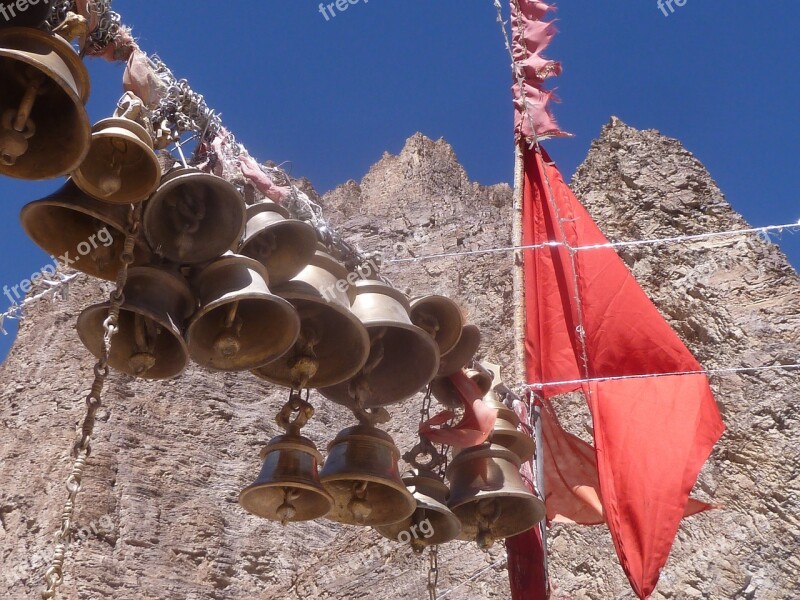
[1,1,798,359]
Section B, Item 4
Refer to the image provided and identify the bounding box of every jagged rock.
[1,121,797,599]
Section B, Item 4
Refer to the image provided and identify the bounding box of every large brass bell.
[252,248,370,389]
[77,266,195,379]
[143,167,247,265]
[437,324,481,377]
[240,396,333,524]
[20,179,152,281]
[446,443,545,549]
[0,27,90,179]
[320,425,416,526]
[410,295,464,357]
[484,390,535,462]
[186,253,300,371]
[237,201,317,285]
[374,468,462,550]
[319,280,440,408]
[72,106,161,204]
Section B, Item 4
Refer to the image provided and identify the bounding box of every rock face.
[0,121,798,600]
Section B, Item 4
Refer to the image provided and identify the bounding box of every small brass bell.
[186,253,300,371]
[465,363,494,396]
[430,364,492,409]
[77,266,195,379]
[437,324,481,377]
[484,390,535,463]
[319,280,440,408]
[410,295,464,357]
[0,27,90,179]
[447,443,545,549]
[143,167,247,265]
[237,201,317,285]
[20,179,153,281]
[320,425,416,526]
[240,396,333,524]
[72,117,161,204]
[253,248,370,389]
[374,468,462,550]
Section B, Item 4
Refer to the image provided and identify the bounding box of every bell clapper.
[475,498,502,550]
[289,323,321,389]
[97,137,129,198]
[213,301,243,358]
[0,68,46,166]
[348,480,372,523]
[128,312,159,375]
[277,487,301,526]
[415,308,441,340]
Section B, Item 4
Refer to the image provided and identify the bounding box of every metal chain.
[427,545,440,600]
[40,204,141,600]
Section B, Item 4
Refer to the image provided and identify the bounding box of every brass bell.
[240,394,333,524]
[430,363,492,410]
[237,201,317,285]
[484,390,535,463]
[252,248,370,389]
[0,27,90,179]
[465,363,494,396]
[410,295,464,357]
[320,425,416,526]
[143,167,247,265]
[447,443,545,549]
[319,280,440,408]
[186,253,300,371]
[437,324,481,377]
[72,117,161,204]
[374,468,462,550]
[77,266,195,379]
[240,436,333,524]
[20,179,153,281]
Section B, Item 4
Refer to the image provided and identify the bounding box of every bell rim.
[19,185,153,282]
[437,324,482,376]
[374,503,463,545]
[353,279,412,313]
[450,495,546,539]
[319,478,417,526]
[143,169,247,265]
[238,218,318,285]
[250,296,371,389]
[72,120,161,204]
[239,481,334,521]
[0,27,91,102]
[318,322,440,408]
[77,301,190,380]
[409,295,464,356]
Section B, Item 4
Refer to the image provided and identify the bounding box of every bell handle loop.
[403,440,445,471]
[114,91,145,122]
[276,393,314,435]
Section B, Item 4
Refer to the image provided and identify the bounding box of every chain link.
[427,545,440,600]
[40,204,140,600]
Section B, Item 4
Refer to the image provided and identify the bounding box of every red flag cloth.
[507,398,550,600]
[521,144,725,598]
[419,372,497,447]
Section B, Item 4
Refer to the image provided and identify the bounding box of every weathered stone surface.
[1,121,797,599]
